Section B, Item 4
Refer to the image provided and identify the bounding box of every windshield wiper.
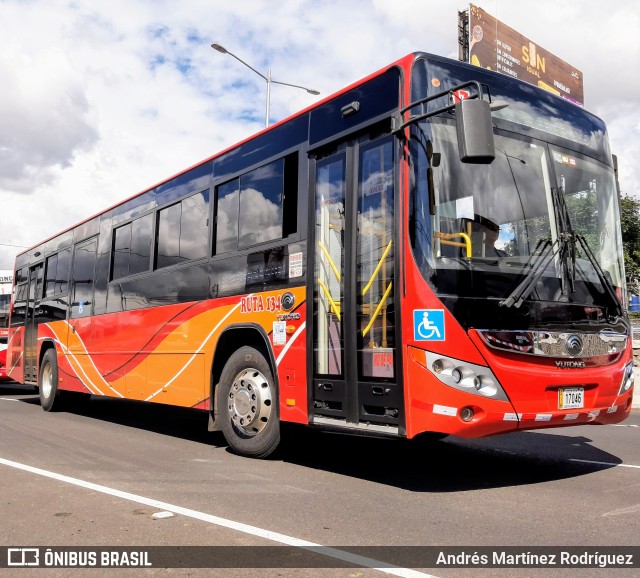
[553,186,622,318]
[500,238,556,308]
[574,233,623,318]
[552,186,577,299]
[501,187,580,310]
[501,187,623,318]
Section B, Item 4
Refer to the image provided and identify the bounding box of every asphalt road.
[1,382,639,578]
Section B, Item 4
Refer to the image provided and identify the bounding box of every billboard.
[460,4,584,105]
[0,270,12,295]
[0,270,11,335]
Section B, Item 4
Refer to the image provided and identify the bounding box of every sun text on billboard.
[462,4,584,105]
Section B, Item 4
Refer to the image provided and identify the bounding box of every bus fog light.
[460,407,474,422]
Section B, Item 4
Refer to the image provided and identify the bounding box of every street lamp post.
[211,42,319,128]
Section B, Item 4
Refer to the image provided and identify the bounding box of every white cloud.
[1,0,639,271]
[0,45,97,193]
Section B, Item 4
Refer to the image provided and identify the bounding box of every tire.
[217,346,280,458]
[39,349,63,412]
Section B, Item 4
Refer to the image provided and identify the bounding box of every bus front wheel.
[217,346,280,458]
[39,349,62,412]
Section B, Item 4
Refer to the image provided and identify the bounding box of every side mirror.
[455,98,495,164]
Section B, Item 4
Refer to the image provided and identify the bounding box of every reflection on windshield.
[409,119,624,310]
[552,149,624,289]
[426,121,553,260]
[412,56,611,164]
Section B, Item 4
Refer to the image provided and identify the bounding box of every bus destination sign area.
[461,4,584,105]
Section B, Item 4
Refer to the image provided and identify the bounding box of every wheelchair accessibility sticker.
[413,309,445,341]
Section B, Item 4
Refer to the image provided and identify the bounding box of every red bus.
[0,271,12,381]
[7,52,633,457]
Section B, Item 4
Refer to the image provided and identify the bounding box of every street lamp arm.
[211,41,320,127]
[270,78,320,95]
[224,51,269,82]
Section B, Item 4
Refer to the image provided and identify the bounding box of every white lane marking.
[609,424,639,428]
[0,456,436,578]
[570,459,640,469]
[602,504,640,517]
[0,398,20,402]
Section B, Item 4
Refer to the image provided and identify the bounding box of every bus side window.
[282,152,299,238]
[44,249,71,297]
[214,178,240,255]
[238,158,285,249]
[112,214,153,280]
[155,190,210,270]
[44,254,58,298]
[70,237,98,319]
[233,152,299,251]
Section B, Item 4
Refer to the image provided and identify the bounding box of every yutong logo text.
[555,360,586,369]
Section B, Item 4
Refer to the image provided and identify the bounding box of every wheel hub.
[41,363,53,399]
[228,368,273,436]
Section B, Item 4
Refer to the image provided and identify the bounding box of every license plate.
[559,387,584,410]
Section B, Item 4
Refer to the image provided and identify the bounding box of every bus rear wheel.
[217,346,280,458]
[39,349,63,412]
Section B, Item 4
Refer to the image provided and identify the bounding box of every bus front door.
[310,134,402,431]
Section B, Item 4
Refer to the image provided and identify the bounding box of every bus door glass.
[24,263,44,382]
[312,134,400,427]
[313,151,346,414]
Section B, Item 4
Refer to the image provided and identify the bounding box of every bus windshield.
[409,57,624,326]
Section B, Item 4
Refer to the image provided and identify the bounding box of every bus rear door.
[23,263,44,383]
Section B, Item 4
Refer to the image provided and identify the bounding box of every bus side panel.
[0,329,10,382]
[38,288,308,415]
[274,301,308,425]
[6,327,25,383]
[39,320,92,394]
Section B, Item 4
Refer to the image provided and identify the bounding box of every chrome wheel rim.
[41,362,53,399]
[227,368,273,436]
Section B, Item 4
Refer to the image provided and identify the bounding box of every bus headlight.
[425,351,508,401]
[619,362,634,396]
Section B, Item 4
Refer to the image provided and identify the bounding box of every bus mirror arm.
[392,80,496,164]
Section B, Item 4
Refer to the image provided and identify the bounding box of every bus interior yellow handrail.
[362,282,393,337]
[362,240,392,296]
[318,240,341,282]
[435,231,472,258]
[317,277,341,321]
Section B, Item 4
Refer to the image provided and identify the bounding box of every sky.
[1,0,639,271]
